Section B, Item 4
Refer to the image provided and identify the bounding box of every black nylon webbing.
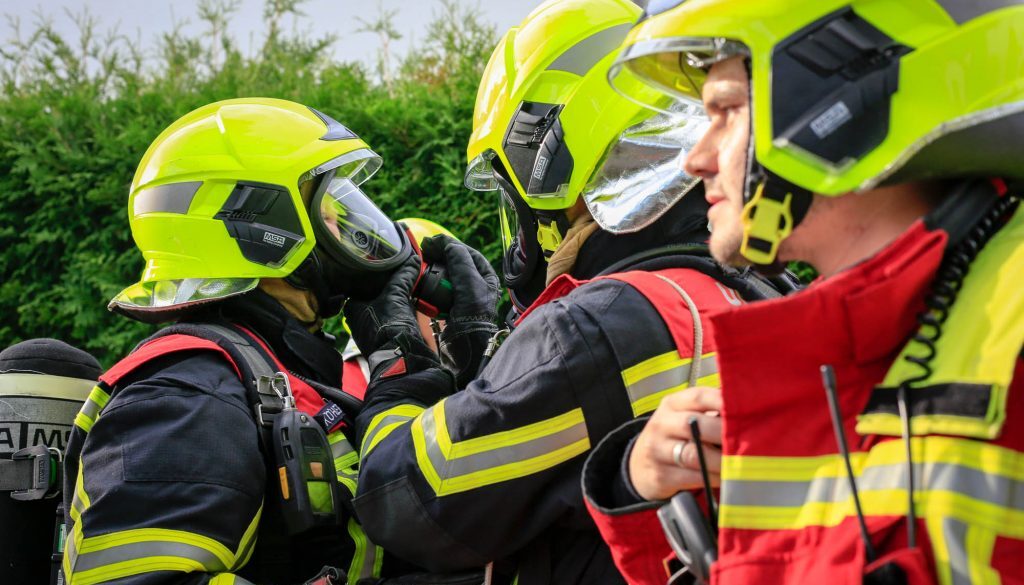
[863,383,994,419]
[0,459,33,491]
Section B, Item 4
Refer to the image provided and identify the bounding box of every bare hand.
[628,387,723,501]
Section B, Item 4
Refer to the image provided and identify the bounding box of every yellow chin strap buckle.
[536,219,564,258]
[740,180,795,265]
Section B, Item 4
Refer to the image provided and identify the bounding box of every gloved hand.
[343,254,440,379]
[421,235,500,387]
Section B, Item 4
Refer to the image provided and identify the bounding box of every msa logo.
[810,101,852,139]
[533,156,549,180]
[262,231,286,248]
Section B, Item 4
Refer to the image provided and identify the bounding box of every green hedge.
[0,1,500,365]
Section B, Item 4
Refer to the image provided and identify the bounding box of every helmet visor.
[314,175,404,267]
[582,102,708,233]
[498,184,521,253]
[609,37,748,115]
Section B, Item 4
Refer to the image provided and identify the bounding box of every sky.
[1,0,547,66]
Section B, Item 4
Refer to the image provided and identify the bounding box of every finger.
[420,234,454,264]
[661,386,723,412]
[460,243,500,291]
[658,439,723,476]
[392,253,424,294]
[648,408,720,443]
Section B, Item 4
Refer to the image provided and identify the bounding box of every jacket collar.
[713,219,948,374]
[215,289,343,387]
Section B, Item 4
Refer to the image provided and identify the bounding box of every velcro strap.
[0,457,34,491]
[863,383,993,419]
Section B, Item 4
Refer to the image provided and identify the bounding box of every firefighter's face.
[683,57,750,266]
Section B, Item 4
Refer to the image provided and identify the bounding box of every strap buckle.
[255,372,293,426]
[10,445,62,501]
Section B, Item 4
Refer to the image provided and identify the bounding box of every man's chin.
[709,231,749,267]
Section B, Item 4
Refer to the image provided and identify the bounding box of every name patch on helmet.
[263,231,287,248]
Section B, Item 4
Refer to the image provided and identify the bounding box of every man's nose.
[683,132,717,179]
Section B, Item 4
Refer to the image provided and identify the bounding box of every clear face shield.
[582,101,709,233]
[303,148,406,273]
[464,151,542,304]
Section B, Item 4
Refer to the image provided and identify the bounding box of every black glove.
[421,235,500,387]
[343,254,440,380]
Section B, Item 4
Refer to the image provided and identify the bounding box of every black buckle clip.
[11,445,62,501]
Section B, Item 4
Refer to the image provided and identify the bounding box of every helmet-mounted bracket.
[215,182,306,269]
[502,102,575,198]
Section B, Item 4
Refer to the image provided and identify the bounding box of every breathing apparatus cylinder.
[0,339,101,585]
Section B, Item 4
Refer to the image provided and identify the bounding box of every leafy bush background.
[0,0,500,365]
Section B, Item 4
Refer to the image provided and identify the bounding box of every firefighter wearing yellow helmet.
[582,2,1024,583]
[344,1,794,583]
[61,98,441,584]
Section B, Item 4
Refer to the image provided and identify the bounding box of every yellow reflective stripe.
[346,518,382,584]
[621,351,719,416]
[328,431,356,460]
[720,437,1024,539]
[67,528,235,585]
[210,575,257,584]
[362,404,425,457]
[410,402,591,497]
[233,504,262,570]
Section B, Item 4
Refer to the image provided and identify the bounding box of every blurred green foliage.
[0,0,499,365]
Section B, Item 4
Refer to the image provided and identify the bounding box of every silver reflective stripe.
[69,540,228,573]
[935,0,1021,24]
[943,518,973,585]
[202,324,275,380]
[625,356,719,405]
[360,542,378,579]
[64,529,77,572]
[419,407,588,478]
[79,395,104,422]
[722,462,1024,511]
[362,413,416,452]
[133,182,202,216]
[546,23,633,76]
[331,437,355,460]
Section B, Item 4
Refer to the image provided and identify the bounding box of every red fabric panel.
[99,334,239,386]
[514,273,584,326]
[585,499,673,585]
[342,358,368,400]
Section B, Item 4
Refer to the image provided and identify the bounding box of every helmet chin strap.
[285,248,346,319]
[739,159,813,269]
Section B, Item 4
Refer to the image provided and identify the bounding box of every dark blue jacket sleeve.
[353,280,675,573]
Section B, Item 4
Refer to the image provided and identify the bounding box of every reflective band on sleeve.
[720,437,1024,539]
[346,517,383,584]
[622,351,719,416]
[74,386,111,433]
[410,401,590,497]
[361,404,425,457]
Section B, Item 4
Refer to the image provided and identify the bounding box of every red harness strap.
[99,328,341,431]
[516,267,736,360]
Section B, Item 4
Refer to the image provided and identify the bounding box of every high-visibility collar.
[858,206,1024,440]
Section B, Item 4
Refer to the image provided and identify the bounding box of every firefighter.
[341,218,455,400]
[583,2,1024,583]
[61,98,458,585]
[344,1,793,583]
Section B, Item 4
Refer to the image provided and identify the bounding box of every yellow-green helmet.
[465,0,706,308]
[398,217,457,247]
[111,97,408,321]
[611,0,1024,264]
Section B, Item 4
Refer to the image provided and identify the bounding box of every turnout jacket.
[352,202,783,584]
[61,291,377,585]
[584,206,1024,584]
